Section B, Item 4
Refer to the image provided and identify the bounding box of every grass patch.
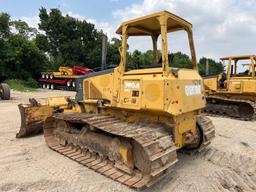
[5,79,38,92]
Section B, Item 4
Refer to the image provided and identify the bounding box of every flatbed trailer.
[39,66,94,90]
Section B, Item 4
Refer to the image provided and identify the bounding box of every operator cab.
[217,55,256,91]
[221,55,256,78]
[116,11,197,76]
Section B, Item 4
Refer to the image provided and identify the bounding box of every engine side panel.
[203,77,218,92]
[79,68,205,115]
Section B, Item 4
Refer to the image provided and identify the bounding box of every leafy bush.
[4,79,37,92]
[25,77,38,88]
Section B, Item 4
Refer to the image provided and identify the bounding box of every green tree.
[0,12,48,81]
[171,52,193,68]
[128,50,144,69]
[11,20,37,39]
[124,49,224,76]
[143,50,155,65]
[34,34,50,52]
[38,7,105,70]
[198,57,224,76]
[0,13,10,38]
[106,37,121,67]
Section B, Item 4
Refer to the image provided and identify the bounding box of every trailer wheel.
[67,80,71,87]
[0,83,10,100]
[50,84,54,90]
[49,74,54,79]
[72,81,76,88]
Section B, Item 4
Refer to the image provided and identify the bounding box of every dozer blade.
[16,97,73,138]
[17,103,55,138]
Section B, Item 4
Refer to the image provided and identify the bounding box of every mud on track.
[0,89,255,192]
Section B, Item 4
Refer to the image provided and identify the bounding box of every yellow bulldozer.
[203,55,256,120]
[17,11,215,188]
[0,83,10,100]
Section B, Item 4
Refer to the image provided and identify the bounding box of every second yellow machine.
[204,55,256,120]
[18,11,215,188]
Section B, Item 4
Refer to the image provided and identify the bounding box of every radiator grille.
[90,83,102,99]
[83,80,89,99]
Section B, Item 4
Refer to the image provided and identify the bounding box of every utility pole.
[101,34,108,70]
[206,59,209,76]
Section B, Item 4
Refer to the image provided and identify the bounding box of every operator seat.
[219,72,227,89]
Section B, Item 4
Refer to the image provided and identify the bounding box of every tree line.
[0,8,224,82]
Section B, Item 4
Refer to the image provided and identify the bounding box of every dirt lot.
[0,89,255,192]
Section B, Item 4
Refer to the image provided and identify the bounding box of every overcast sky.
[1,0,256,61]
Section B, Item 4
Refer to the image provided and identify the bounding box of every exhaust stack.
[101,34,108,70]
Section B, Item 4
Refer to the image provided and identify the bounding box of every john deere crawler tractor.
[204,55,256,120]
[17,11,215,188]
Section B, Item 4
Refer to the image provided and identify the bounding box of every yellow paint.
[99,75,111,87]
[56,66,73,76]
[145,83,161,102]
[119,146,129,163]
[26,11,205,149]
[74,11,204,148]
[44,66,79,79]
[204,55,256,100]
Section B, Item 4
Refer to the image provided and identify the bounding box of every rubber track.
[43,113,179,189]
[204,96,256,121]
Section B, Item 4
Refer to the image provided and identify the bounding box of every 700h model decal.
[124,81,140,92]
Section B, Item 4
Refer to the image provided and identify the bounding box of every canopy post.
[157,15,169,76]
[187,29,197,69]
[227,58,232,81]
[251,56,255,79]
[152,34,159,64]
[119,25,128,76]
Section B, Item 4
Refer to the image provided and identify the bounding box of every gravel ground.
[0,89,255,192]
